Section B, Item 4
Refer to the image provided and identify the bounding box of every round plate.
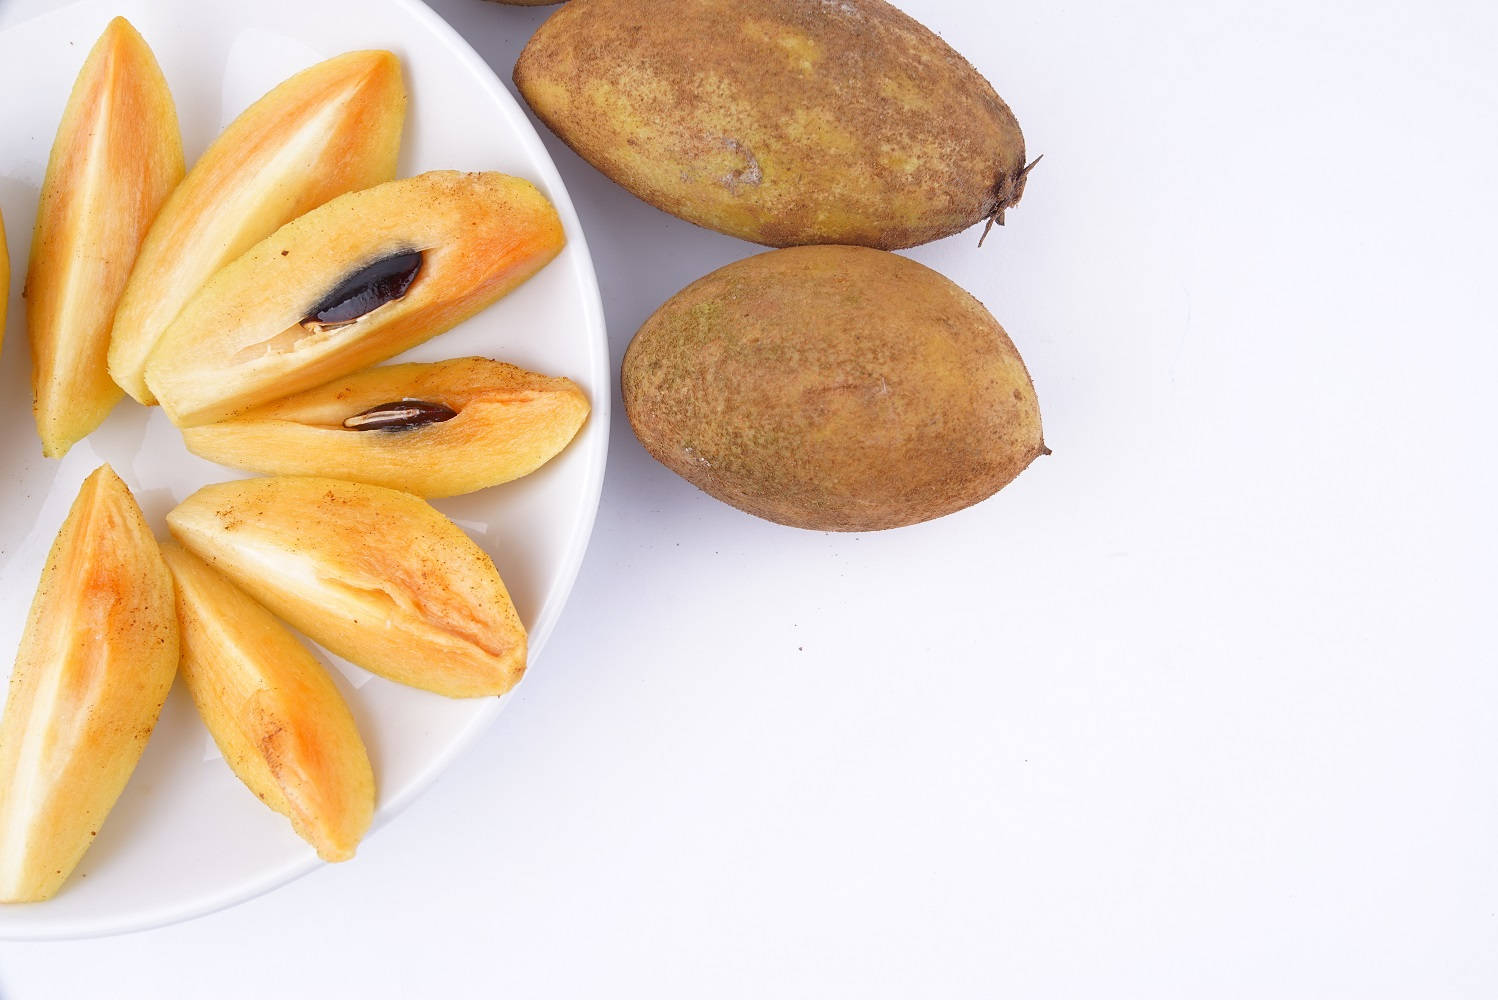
[0,0,607,939]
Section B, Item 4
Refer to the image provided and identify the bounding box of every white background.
[1,0,1496,996]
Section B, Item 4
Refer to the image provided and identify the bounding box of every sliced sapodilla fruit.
[26,17,183,457]
[144,170,566,427]
[161,543,374,862]
[180,357,590,497]
[0,466,178,902]
[109,49,406,404]
[167,476,527,698]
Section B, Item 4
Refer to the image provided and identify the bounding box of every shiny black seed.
[304,249,423,329]
[342,398,458,432]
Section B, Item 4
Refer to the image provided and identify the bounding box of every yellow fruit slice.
[109,49,406,404]
[25,17,183,457]
[162,544,374,862]
[0,466,178,902]
[167,476,527,698]
[180,357,590,497]
[145,171,565,427]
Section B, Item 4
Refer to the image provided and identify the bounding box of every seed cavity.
[342,398,457,432]
[302,249,424,333]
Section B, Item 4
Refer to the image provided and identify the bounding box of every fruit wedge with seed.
[168,476,527,698]
[26,17,182,457]
[145,170,566,427]
[181,357,590,497]
[109,49,406,404]
[0,466,178,902]
[162,544,374,862]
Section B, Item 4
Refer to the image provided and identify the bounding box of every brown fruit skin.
[161,544,374,863]
[514,0,1026,249]
[180,357,590,497]
[26,17,183,456]
[622,246,1046,531]
[1,208,8,352]
[0,466,178,902]
[485,0,566,5]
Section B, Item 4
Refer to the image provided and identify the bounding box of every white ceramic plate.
[0,0,607,939]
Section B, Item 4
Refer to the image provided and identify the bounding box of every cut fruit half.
[162,544,375,863]
[0,466,178,902]
[25,16,183,457]
[167,476,528,698]
[144,171,566,427]
[109,49,406,404]
[181,357,590,497]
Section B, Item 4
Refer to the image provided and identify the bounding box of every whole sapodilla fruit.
[514,0,1029,249]
[622,245,1047,531]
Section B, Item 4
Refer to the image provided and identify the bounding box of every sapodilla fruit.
[109,49,406,405]
[167,476,528,698]
[162,544,374,862]
[513,0,1030,249]
[1,207,8,349]
[621,245,1047,530]
[180,357,590,497]
[26,17,182,457]
[0,466,178,902]
[144,171,566,427]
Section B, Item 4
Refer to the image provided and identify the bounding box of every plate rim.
[0,0,609,941]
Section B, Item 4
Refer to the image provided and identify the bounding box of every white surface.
[0,0,606,939]
[0,0,1495,994]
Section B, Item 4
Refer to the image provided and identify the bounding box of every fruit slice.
[167,476,527,698]
[161,543,374,862]
[144,170,566,427]
[25,17,183,457]
[109,49,406,404]
[0,466,178,902]
[180,357,590,497]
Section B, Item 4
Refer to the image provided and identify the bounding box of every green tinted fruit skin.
[621,245,1046,532]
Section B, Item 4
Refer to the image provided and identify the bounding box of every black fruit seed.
[304,249,424,329]
[342,398,458,432]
